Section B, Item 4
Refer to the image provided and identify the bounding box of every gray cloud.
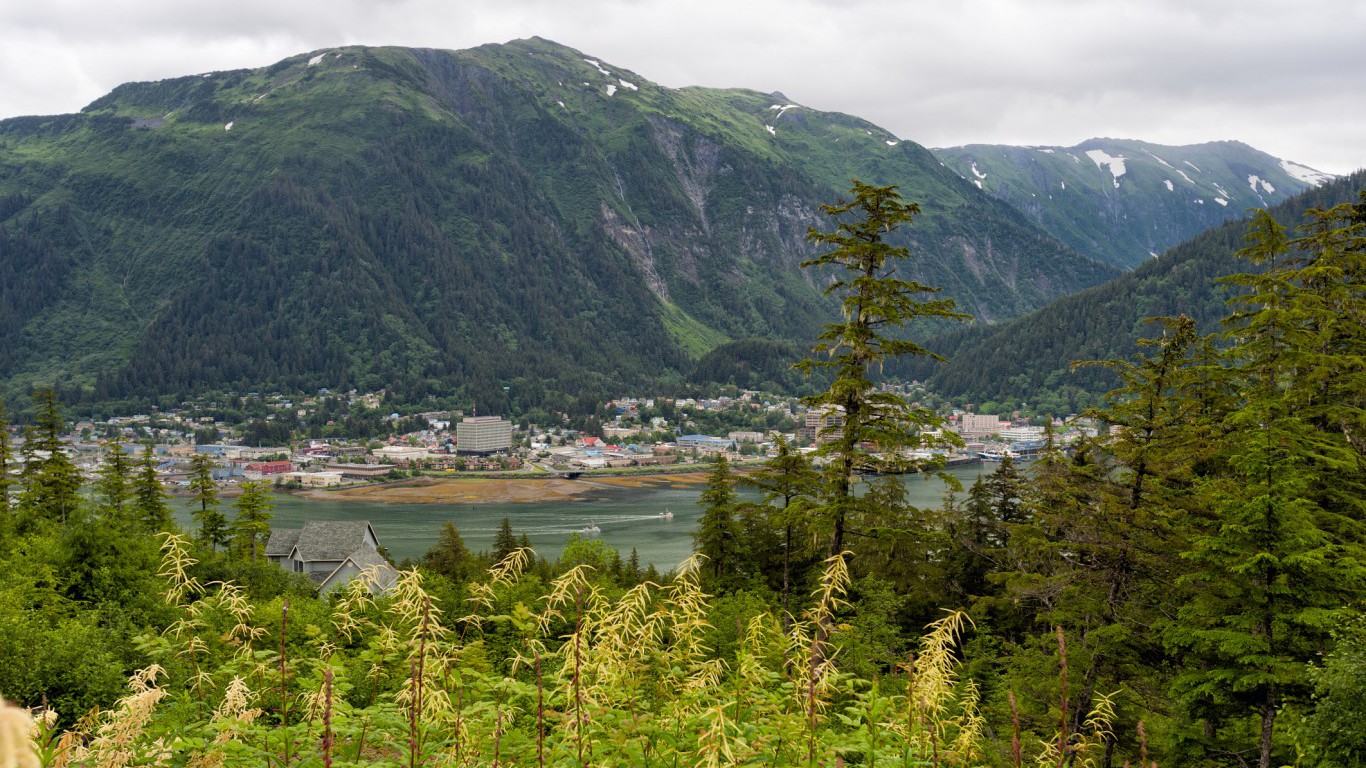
[1,0,1360,173]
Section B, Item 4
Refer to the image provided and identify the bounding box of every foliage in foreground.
[0,535,1129,768]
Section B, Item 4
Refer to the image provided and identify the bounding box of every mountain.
[0,38,1117,411]
[932,138,1335,269]
[908,170,1365,413]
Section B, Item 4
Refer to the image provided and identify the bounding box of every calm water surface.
[176,465,989,570]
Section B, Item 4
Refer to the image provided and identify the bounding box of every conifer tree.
[1006,315,1208,763]
[1165,208,1366,768]
[231,481,274,561]
[492,517,518,563]
[16,388,81,526]
[742,436,821,617]
[796,180,969,557]
[132,444,172,532]
[95,443,133,522]
[693,455,739,584]
[424,522,474,582]
[187,452,228,551]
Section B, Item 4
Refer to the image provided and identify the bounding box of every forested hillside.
[0,38,1115,412]
[911,170,1366,412]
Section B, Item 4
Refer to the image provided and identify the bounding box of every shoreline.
[291,471,718,505]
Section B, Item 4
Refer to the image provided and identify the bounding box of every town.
[3,384,1099,491]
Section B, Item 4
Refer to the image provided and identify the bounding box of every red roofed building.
[245,460,293,475]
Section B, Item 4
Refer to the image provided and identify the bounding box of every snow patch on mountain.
[1184,160,1201,172]
[970,162,987,180]
[1085,149,1127,188]
[224,122,233,131]
[1144,150,1174,169]
[308,53,327,66]
[1215,198,1228,206]
[1279,159,1335,185]
[886,140,899,146]
[769,104,799,119]
[1036,147,1055,153]
[583,59,612,77]
[1164,179,1174,191]
[765,124,775,136]
[1175,169,1195,185]
[619,79,638,91]
[605,84,617,97]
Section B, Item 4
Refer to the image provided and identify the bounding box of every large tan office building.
[456,416,513,455]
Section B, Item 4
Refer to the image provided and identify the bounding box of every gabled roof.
[265,529,302,557]
[322,548,400,593]
[267,520,378,562]
[293,520,377,562]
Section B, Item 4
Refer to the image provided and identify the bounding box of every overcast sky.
[2,0,1361,174]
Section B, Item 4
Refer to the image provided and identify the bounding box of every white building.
[956,413,1009,438]
[372,445,430,462]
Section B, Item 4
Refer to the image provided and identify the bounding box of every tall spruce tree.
[231,481,274,561]
[187,452,228,550]
[796,180,969,557]
[693,455,740,585]
[16,389,81,526]
[1164,208,1366,768]
[492,517,518,563]
[1003,315,1209,765]
[95,443,133,523]
[132,444,173,532]
[424,522,475,583]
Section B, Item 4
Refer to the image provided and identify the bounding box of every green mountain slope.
[909,170,1366,412]
[932,138,1335,269]
[0,38,1116,410]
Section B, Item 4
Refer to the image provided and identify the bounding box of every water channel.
[175,465,991,571]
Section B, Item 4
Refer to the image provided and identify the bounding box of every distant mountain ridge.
[932,138,1335,269]
[908,170,1365,413]
[0,37,1117,410]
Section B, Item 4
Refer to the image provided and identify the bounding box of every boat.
[977,448,1018,462]
[657,509,674,520]
[578,522,601,535]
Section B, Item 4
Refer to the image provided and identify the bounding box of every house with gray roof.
[265,520,398,593]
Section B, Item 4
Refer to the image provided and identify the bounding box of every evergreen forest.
[1,182,1363,767]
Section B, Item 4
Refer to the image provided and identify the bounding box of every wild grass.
[16,544,1123,767]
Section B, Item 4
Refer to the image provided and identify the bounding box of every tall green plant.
[693,455,740,585]
[796,180,970,557]
[133,444,173,532]
[231,481,274,561]
[1166,207,1366,768]
[95,443,134,523]
[187,452,228,551]
[16,388,81,526]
